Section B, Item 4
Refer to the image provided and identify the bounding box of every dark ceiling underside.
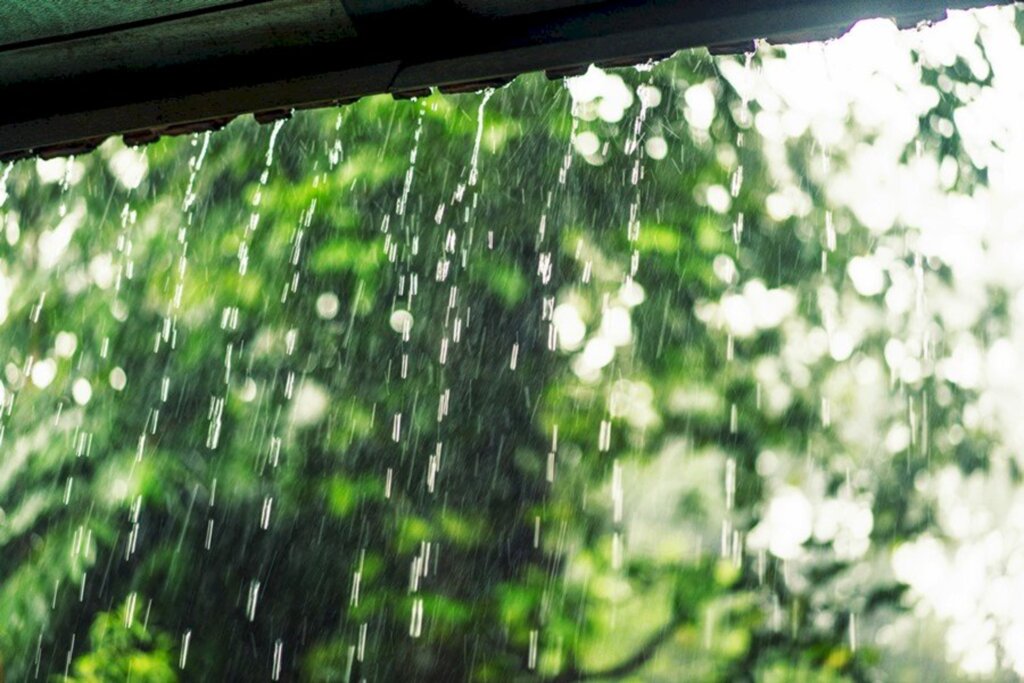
[0,0,1011,161]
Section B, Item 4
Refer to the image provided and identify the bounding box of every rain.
[2,5,1024,682]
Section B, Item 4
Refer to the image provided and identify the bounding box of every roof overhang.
[0,0,1011,160]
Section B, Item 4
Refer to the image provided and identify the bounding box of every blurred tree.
[0,9,1017,681]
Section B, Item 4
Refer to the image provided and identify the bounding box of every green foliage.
[0,15,1010,681]
[61,601,176,682]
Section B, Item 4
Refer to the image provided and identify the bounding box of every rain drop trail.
[711,48,759,576]
[0,162,11,208]
[246,580,261,621]
[329,111,345,168]
[272,639,284,680]
[239,119,286,276]
[409,597,424,637]
[558,98,581,186]
[182,130,212,213]
[824,210,836,252]
[528,630,539,670]
[725,458,736,511]
[396,104,425,217]
[179,630,192,669]
[580,78,656,588]
[611,459,623,524]
[598,419,612,452]
[623,70,656,279]
[468,88,495,188]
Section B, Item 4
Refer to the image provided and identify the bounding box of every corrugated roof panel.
[0,0,242,48]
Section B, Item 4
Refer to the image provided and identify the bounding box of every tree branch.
[553,616,680,682]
